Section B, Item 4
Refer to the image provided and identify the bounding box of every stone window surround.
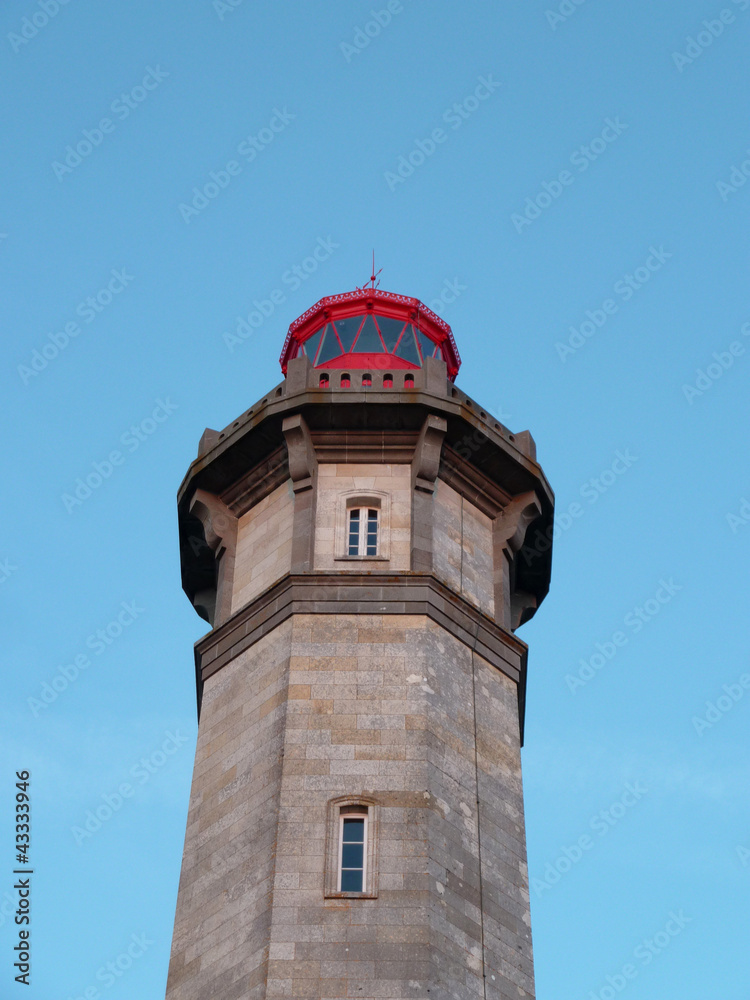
[324,795,379,899]
[334,491,390,562]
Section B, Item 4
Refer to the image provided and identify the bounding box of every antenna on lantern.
[370,251,382,289]
[358,251,382,291]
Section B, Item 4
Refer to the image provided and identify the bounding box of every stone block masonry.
[167,613,534,1000]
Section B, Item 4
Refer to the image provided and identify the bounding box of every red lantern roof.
[279,288,461,380]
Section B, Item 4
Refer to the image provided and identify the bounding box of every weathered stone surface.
[168,362,553,1000]
[167,614,533,1000]
[233,482,295,613]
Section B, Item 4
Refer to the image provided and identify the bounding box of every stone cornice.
[220,445,288,516]
[440,445,513,518]
[177,355,554,640]
[193,572,530,742]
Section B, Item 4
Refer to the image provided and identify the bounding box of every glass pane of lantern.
[352,315,384,353]
[395,327,421,366]
[417,331,438,361]
[335,315,364,352]
[301,327,323,361]
[316,324,343,365]
[376,316,407,352]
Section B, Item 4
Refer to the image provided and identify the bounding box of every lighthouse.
[166,285,554,1000]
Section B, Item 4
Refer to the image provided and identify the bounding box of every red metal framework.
[279,288,461,380]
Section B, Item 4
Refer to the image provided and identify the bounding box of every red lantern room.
[278,287,461,381]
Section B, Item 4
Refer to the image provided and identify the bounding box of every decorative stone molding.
[188,490,238,626]
[281,414,317,494]
[439,445,512,519]
[493,491,543,630]
[221,445,288,516]
[178,365,553,619]
[194,572,529,739]
[412,414,447,494]
[282,414,318,573]
[410,415,447,573]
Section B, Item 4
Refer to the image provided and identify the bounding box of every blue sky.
[1,1,749,996]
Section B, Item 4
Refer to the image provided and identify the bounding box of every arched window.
[325,797,378,898]
[348,507,378,556]
[336,493,389,563]
[319,373,329,388]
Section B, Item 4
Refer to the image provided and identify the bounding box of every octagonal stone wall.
[166,612,533,1000]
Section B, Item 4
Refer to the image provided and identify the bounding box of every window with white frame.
[325,797,378,898]
[335,493,389,564]
[347,506,379,557]
[338,807,367,892]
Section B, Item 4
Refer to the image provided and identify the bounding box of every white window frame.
[337,810,368,893]
[324,796,379,898]
[347,506,379,557]
[335,492,390,563]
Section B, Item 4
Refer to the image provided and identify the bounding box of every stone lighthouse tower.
[166,286,554,1000]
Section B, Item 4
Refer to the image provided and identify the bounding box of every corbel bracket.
[282,414,317,493]
[412,414,447,493]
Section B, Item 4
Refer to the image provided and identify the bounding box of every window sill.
[335,555,390,562]
[324,890,378,900]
